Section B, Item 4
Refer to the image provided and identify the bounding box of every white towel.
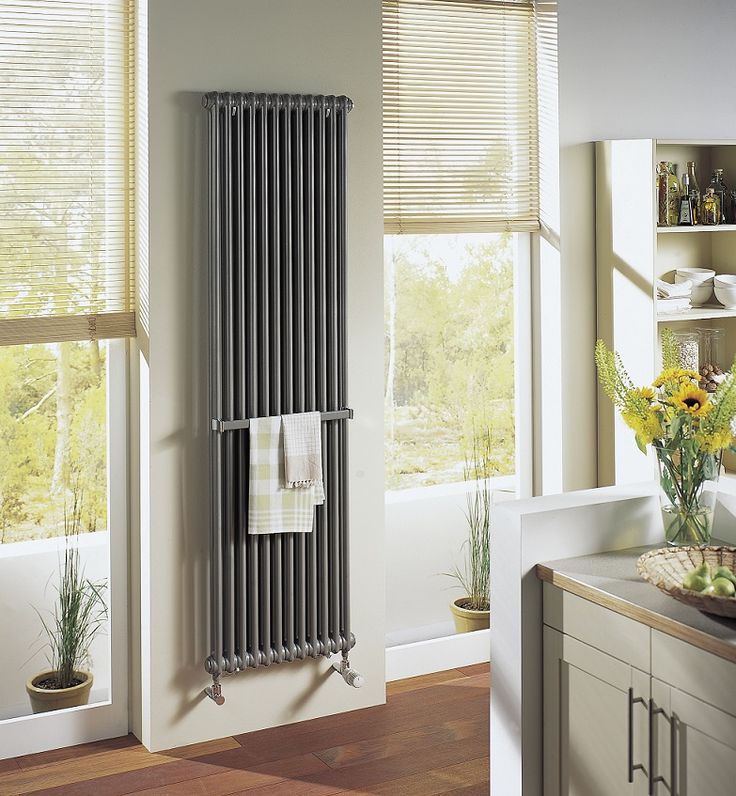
[657,297,691,313]
[657,278,692,298]
[281,412,325,505]
[247,416,318,534]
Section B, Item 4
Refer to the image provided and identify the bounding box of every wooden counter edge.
[535,562,736,665]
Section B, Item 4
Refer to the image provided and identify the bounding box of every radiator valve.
[205,678,225,705]
[332,656,365,688]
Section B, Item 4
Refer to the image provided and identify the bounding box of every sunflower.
[670,384,712,417]
[631,386,656,402]
[653,368,701,388]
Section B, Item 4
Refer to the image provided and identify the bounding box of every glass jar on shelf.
[697,327,726,392]
[671,330,700,372]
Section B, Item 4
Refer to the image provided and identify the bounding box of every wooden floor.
[0,664,489,796]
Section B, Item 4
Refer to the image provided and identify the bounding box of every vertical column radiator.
[203,92,359,701]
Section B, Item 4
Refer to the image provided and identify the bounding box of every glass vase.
[654,443,721,546]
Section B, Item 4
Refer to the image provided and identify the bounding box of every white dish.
[714,274,736,287]
[675,273,712,288]
[715,285,736,309]
[690,284,713,306]
[675,267,716,284]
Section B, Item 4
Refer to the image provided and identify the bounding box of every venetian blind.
[0,0,135,346]
[383,0,539,234]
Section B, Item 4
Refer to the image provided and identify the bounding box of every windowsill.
[0,530,109,559]
[385,474,517,504]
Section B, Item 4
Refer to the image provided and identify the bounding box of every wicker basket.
[637,546,736,619]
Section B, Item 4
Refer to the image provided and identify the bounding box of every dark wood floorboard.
[0,664,490,796]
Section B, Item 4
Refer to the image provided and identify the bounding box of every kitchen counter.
[537,544,736,664]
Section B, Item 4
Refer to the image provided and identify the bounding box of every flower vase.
[655,444,721,546]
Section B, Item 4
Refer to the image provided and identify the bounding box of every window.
[383,0,537,491]
[0,2,134,724]
[0,0,134,541]
[385,232,517,490]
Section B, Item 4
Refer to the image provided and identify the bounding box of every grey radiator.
[202,92,361,702]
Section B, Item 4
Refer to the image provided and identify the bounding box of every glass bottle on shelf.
[697,327,726,393]
[657,161,669,226]
[686,161,701,223]
[678,173,695,225]
[702,187,721,225]
[709,169,729,223]
[667,163,680,226]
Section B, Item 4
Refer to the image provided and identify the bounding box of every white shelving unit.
[657,224,736,234]
[596,138,736,486]
[657,305,736,322]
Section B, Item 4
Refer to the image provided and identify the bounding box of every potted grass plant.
[447,429,491,633]
[26,493,107,713]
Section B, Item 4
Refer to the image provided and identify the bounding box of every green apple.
[711,577,736,597]
[711,565,736,587]
[683,563,712,592]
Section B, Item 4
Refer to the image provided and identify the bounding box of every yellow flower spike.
[670,384,712,417]
[697,428,733,453]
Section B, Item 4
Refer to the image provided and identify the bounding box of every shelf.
[658,224,736,234]
[657,304,736,322]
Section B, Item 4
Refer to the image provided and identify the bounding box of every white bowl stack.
[675,268,715,307]
[714,274,736,309]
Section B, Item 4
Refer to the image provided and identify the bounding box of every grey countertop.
[537,544,736,664]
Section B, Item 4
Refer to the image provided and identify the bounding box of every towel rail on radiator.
[203,92,362,703]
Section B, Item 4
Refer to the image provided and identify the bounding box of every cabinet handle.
[628,688,646,783]
[648,698,667,795]
[670,711,678,796]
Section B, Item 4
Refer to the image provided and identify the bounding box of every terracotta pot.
[449,597,490,634]
[26,670,93,714]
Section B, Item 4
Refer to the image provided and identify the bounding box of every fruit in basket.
[681,561,736,595]
[711,565,736,587]
[682,562,712,592]
[711,577,736,597]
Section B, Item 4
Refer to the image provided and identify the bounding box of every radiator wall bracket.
[331,654,365,688]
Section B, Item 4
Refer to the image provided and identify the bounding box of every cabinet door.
[653,678,736,796]
[545,628,649,796]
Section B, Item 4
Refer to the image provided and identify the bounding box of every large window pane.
[0,341,110,721]
[384,232,516,491]
[0,342,107,542]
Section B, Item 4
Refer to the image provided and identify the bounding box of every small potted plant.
[447,429,491,633]
[26,493,107,713]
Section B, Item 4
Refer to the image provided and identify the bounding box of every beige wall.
[138,0,384,751]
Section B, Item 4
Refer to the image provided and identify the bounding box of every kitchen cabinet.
[543,584,736,796]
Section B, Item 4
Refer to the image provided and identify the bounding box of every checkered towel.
[282,412,325,502]
[247,416,320,535]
